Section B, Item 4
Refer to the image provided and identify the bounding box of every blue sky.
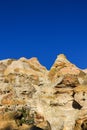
[0,0,87,69]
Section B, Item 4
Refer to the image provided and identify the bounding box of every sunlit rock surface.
[0,54,87,130]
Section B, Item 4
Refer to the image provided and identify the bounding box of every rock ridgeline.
[0,54,87,130]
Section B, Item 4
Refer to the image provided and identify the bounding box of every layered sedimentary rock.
[0,54,87,130]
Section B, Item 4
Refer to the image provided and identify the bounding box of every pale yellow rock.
[0,54,87,130]
[48,54,80,82]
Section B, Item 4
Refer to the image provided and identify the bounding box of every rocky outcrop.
[0,54,87,130]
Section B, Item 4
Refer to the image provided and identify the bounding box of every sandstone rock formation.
[0,54,87,130]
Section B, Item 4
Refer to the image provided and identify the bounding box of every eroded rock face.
[0,54,87,130]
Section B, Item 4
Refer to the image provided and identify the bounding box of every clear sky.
[0,0,87,69]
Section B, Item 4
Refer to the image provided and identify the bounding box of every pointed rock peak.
[19,57,39,64]
[49,54,81,81]
[19,57,47,71]
[55,54,70,63]
[4,57,48,76]
[28,57,39,63]
[28,57,47,71]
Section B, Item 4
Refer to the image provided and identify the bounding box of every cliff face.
[0,54,87,130]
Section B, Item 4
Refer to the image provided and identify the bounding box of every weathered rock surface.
[0,54,87,130]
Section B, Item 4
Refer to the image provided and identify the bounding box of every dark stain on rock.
[72,100,82,110]
[30,126,43,130]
